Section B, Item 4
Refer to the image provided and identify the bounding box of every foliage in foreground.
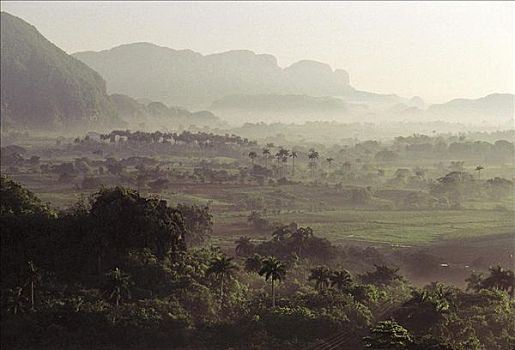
[0,176,513,349]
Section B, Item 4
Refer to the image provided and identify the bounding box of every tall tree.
[475,165,484,180]
[290,226,313,257]
[259,257,286,307]
[262,148,271,168]
[290,151,298,176]
[207,255,238,307]
[308,148,320,177]
[25,260,40,310]
[309,265,332,291]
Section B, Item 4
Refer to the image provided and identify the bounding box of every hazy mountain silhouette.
[73,42,405,110]
[74,42,514,126]
[110,94,223,130]
[426,93,514,124]
[3,12,511,129]
[0,12,125,131]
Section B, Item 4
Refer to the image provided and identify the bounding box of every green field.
[213,209,514,246]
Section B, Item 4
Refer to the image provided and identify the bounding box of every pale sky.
[1,1,513,103]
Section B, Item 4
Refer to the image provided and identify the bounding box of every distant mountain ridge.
[0,12,124,131]
[74,42,514,126]
[210,92,514,125]
[73,42,403,109]
[2,12,512,130]
[426,93,514,123]
[110,94,224,129]
[0,13,222,132]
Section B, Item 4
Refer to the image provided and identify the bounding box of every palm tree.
[259,257,287,307]
[275,148,289,177]
[326,157,334,168]
[290,151,298,176]
[475,165,484,180]
[280,149,290,176]
[308,148,320,177]
[104,267,132,307]
[25,260,40,310]
[290,226,313,257]
[207,255,239,307]
[309,266,332,291]
[235,236,255,256]
[248,151,258,165]
[330,269,353,291]
[262,148,271,167]
[245,254,263,273]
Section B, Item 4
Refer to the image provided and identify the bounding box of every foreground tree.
[88,187,187,270]
[259,256,287,307]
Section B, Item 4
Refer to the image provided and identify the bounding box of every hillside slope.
[0,12,124,131]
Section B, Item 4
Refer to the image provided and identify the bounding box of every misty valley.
[1,6,514,350]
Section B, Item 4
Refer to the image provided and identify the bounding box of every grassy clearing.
[213,209,514,246]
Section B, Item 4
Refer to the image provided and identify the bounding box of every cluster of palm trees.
[236,225,315,259]
[100,130,255,147]
[207,253,287,308]
[308,266,353,292]
[247,144,309,178]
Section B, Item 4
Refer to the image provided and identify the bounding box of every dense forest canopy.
[1,176,514,349]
